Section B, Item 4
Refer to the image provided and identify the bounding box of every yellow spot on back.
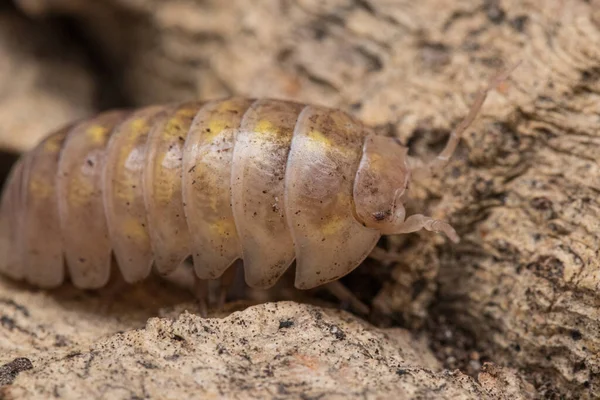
[217,100,236,112]
[68,174,95,208]
[130,118,148,137]
[201,100,245,141]
[117,140,134,168]
[210,219,236,237]
[162,107,197,139]
[255,119,277,136]
[122,218,149,243]
[163,119,182,139]
[318,193,352,236]
[307,130,331,147]
[367,152,384,172]
[153,114,186,204]
[204,119,228,141]
[153,169,177,204]
[87,125,108,145]
[111,121,143,205]
[114,175,136,204]
[43,138,62,153]
[29,178,52,199]
[320,215,344,236]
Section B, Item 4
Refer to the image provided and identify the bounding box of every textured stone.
[0,297,534,399]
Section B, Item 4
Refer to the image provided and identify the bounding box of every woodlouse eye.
[372,211,389,221]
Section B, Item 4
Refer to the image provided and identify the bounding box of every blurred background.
[0,0,528,152]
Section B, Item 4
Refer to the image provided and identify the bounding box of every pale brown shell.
[0,98,395,291]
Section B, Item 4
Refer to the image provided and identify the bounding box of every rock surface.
[0,276,534,399]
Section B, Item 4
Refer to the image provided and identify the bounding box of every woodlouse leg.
[193,276,209,318]
[97,258,129,314]
[323,280,370,316]
[158,261,195,292]
[394,214,460,243]
[217,261,240,309]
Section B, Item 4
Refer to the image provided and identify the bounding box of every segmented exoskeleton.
[0,64,518,313]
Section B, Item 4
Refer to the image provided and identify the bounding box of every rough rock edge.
[1,301,535,399]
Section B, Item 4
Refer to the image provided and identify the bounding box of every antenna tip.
[488,59,522,90]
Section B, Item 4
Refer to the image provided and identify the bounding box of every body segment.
[143,102,204,275]
[0,157,27,281]
[182,98,255,280]
[231,99,305,288]
[21,128,70,288]
[103,106,163,283]
[284,105,380,289]
[57,111,129,289]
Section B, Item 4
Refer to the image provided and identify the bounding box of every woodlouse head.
[353,61,521,241]
[353,134,411,234]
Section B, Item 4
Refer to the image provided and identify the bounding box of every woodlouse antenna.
[428,60,522,170]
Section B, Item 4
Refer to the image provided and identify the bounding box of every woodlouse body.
[0,64,516,297]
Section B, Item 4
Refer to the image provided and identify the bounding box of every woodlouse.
[0,64,518,314]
